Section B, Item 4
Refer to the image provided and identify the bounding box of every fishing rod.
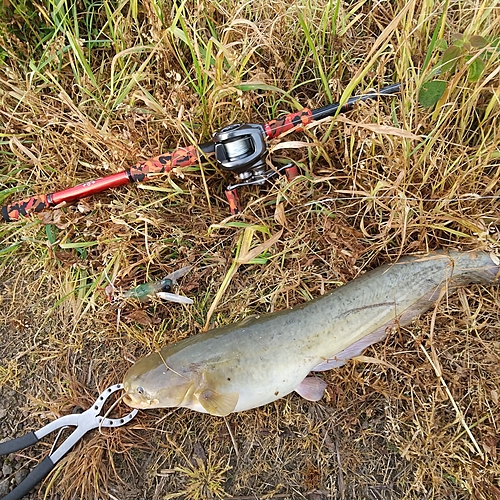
[1,82,401,222]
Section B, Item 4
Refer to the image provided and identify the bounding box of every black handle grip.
[0,433,38,456]
[1,456,55,500]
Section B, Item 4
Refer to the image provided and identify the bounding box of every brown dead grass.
[1,0,500,499]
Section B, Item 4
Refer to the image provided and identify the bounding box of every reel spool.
[213,124,268,179]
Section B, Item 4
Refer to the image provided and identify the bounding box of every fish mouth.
[123,392,159,409]
[123,393,146,408]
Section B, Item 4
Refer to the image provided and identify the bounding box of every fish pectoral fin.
[198,389,239,416]
[295,376,327,401]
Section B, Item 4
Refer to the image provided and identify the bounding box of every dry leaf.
[274,202,287,227]
[123,309,157,326]
[237,229,283,264]
[352,355,406,375]
[336,115,422,140]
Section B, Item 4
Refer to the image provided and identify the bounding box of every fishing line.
[270,193,500,220]
[99,392,127,435]
[302,194,500,205]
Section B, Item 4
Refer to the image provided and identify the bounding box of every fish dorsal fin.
[198,389,239,416]
[295,377,327,401]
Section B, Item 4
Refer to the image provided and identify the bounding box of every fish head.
[123,352,194,409]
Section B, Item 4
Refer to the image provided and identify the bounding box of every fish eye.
[136,386,145,395]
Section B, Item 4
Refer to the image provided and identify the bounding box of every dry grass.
[0,0,499,499]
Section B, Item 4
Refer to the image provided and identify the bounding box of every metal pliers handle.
[0,384,138,500]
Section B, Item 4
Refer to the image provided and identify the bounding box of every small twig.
[416,342,484,458]
[223,416,239,458]
[415,285,484,459]
[157,350,187,380]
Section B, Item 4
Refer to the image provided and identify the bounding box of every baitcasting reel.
[213,123,299,214]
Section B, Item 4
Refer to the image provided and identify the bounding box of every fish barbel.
[123,250,499,416]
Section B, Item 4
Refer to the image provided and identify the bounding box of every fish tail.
[448,250,500,286]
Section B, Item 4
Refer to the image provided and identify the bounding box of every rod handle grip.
[1,195,50,222]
